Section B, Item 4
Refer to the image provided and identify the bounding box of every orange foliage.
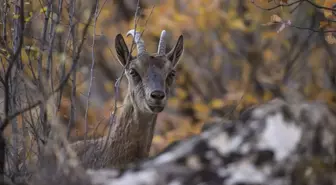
[1,0,336,157]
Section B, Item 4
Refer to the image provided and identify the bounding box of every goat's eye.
[129,68,141,83]
[166,70,176,85]
[169,71,176,78]
[129,68,138,77]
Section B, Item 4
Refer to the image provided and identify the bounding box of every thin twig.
[36,0,53,140]
[47,0,64,94]
[0,0,98,133]
[83,0,100,145]
[57,0,76,111]
[1,0,9,42]
[305,0,336,12]
[251,0,302,11]
[68,0,78,138]
[252,0,336,14]
[3,0,25,128]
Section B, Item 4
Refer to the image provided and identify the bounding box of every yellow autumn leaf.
[315,0,325,5]
[210,98,225,109]
[263,91,273,102]
[193,102,210,113]
[175,87,188,99]
[152,135,165,144]
[193,102,210,120]
[174,14,191,22]
[100,9,111,17]
[319,21,329,28]
[244,93,259,104]
[197,6,207,30]
[40,6,47,13]
[263,49,274,61]
[325,33,336,44]
[56,25,65,33]
[261,31,277,40]
[230,19,246,30]
[271,14,282,23]
[168,97,179,107]
[322,0,335,18]
[24,12,33,22]
[13,14,20,19]
[189,125,202,134]
[166,131,179,143]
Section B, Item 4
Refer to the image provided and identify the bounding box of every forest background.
[0,0,336,176]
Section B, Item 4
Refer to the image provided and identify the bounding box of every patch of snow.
[106,169,158,185]
[208,133,243,155]
[223,159,268,184]
[257,112,302,161]
[168,180,182,185]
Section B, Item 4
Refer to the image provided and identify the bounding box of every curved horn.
[157,30,167,55]
[126,29,146,55]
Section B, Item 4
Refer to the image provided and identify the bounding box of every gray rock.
[30,98,336,185]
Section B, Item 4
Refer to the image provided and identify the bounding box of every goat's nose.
[150,90,165,100]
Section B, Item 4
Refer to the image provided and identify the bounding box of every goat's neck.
[119,94,157,129]
[106,93,158,167]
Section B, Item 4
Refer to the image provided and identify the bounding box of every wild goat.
[71,29,184,168]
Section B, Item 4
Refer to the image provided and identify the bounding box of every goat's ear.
[115,34,130,66]
[167,35,184,67]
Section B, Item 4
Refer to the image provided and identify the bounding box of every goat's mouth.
[147,104,165,113]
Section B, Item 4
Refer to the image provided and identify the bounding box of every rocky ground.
[3,98,336,185]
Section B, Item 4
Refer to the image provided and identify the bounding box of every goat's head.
[115,30,184,114]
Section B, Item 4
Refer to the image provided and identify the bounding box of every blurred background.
[1,0,336,161]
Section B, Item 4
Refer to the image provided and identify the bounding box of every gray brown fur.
[71,30,184,169]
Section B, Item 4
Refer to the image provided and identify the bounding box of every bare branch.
[251,0,302,11]
[68,0,78,139]
[2,0,25,131]
[305,0,336,12]
[83,0,100,145]
[0,0,99,133]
